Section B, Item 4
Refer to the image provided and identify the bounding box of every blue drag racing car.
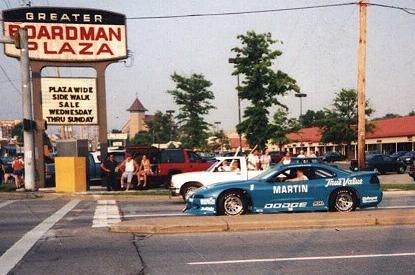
[184,162,382,216]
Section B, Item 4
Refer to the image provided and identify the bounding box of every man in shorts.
[12,156,24,189]
[119,154,139,191]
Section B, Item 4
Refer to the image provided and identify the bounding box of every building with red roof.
[269,116,415,157]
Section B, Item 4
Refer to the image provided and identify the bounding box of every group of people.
[100,153,152,191]
[247,149,273,171]
[0,155,25,189]
[245,148,319,171]
[218,159,241,172]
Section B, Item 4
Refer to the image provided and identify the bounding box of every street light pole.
[166,110,175,142]
[295,93,307,118]
[228,55,242,149]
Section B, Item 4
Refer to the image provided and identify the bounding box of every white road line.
[123,213,187,218]
[188,252,415,265]
[0,199,80,275]
[0,200,14,209]
[92,200,121,228]
[378,205,415,209]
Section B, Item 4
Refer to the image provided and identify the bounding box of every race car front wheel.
[217,191,248,216]
[330,189,357,212]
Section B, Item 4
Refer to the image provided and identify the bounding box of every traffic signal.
[13,32,21,49]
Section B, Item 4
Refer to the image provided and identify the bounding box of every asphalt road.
[0,193,414,274]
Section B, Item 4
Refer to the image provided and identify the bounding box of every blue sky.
[0,0,414,132]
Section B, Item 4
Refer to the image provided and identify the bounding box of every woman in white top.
[280,151,292,165]
[247,150,260,170]
[260,149,271,170]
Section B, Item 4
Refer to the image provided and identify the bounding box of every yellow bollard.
[55,157,87,192]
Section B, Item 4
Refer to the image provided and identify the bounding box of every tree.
[206,130,231,153]
[373,113,401,120]
[11,123,23,143]
[408,111,415,116]
[318,88,374,157]
[128,131,153,146]
[231,31,299,149]
[299,110,326,128]
[145,111,178,144]
[270,108,301,149]
[167,72,215,149]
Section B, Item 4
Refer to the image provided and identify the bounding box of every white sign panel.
[41,77,98,125]
[3,7,127,61]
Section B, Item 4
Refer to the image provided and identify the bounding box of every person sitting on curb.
[137,155,152,189]
[118,154,139,191]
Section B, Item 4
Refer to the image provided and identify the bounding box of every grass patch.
[0,182,16,192]
[381,184,415,191]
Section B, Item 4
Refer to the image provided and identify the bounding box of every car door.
[211,158,244,183]
[382,155,395,172]
[256,166,311,213]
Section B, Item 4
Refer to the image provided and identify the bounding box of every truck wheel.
[329,189,357,212]
[216,190,248,216]
[181,182,203,201]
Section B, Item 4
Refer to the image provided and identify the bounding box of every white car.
[170,156,265,200]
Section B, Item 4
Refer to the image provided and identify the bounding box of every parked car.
[126,147,214,187]
[184,162,382,215]
[409,165,415,181]
[399,151,415,166]
[321,152,347,162]
[170,156,265,200]
[269,151,284,163]
[350,154,406,174]
[390,151,408,160]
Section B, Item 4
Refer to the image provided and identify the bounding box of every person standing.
[247,150,260,170]
[280,151,292,165]
[260,149,272,170]
[100,154,119,191]
[119,154,139,191]
[297,150,306,158]
[12,156,24,189]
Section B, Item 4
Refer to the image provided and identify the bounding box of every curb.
[0,192,174,201]
[111,209,415,234]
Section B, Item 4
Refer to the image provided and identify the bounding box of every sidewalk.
[111,208,415,234]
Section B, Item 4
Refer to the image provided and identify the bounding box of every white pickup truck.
[170,156,265,200]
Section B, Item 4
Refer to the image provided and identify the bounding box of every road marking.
[378,205,415,209]
[188,252,415,265]
[92,200,121,228]
[0,200,80,275]
[123,213,187,218]
[0,200,14,209]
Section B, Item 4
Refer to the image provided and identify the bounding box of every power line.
[0,62,21,96]
[368,3,415,15]
[126,2,359,20]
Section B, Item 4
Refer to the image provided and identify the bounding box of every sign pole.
[357,0,367,170]
[20,28,36,191]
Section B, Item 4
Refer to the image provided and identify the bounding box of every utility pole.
[20,28,36,190]
[357,0,368,170]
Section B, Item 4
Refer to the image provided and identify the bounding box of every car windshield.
[251,166,280,180]
[206,160,220,172]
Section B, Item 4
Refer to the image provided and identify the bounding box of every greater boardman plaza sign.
[3,7,127,61]
[41,77,98,125]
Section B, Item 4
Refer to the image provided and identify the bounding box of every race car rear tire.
[329,189,357,212]
[181,182,203,201]
[217,190,248,216]
[397,166,406,174]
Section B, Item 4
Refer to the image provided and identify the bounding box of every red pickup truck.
[126,147,213,187]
